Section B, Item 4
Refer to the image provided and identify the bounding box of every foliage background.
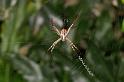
[0,0,124,82]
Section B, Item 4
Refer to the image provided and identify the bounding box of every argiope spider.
[48,12,80,52]
[48,12,94,76]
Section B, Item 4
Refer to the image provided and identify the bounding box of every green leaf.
[122,0,124,4]
[10,54,43,82]
[122,19,124,32]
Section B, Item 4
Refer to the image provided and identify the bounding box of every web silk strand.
[78,56,94,76]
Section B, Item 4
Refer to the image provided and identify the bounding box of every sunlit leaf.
[122,0,124,4]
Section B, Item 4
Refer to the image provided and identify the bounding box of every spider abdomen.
[60,28,68,41]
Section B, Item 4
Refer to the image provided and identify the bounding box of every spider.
[48,12,81,52]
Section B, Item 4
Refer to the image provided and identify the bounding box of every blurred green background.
[0,0,124,82]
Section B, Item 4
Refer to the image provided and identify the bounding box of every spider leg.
[52,25,61,36]
[66,38,78,51]
[65,23,74,37]
[50,19,61,36]
[48,38,61,52]
[65,13,81,37]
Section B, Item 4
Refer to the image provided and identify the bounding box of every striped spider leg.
[48,38,61,52]
[66,38,78,52]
